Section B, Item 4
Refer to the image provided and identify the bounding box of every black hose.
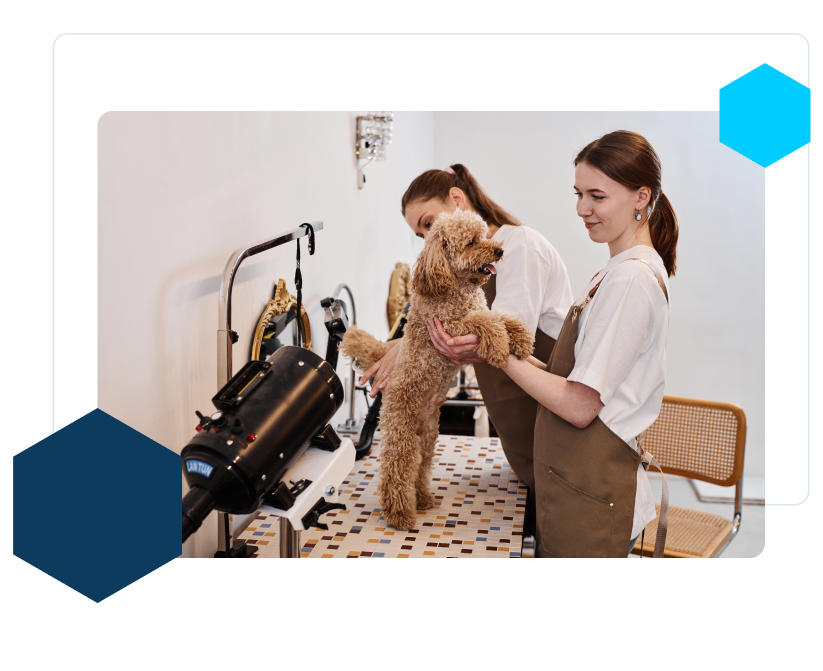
[332,283,357,327]
[354,392,382,460]
[353,300,408,460]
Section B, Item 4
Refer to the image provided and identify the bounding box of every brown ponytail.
[575,131,679,276]
[401,164,522,229]
[648,192,678,277]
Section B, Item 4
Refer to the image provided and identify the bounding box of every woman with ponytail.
[430,131,678,557]
[358,163,573,539]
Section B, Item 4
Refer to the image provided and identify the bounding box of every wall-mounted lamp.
[356,112,393,189]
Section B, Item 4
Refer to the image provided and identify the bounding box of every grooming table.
[237,432,527,558]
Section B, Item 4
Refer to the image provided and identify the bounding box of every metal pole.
[218,222,324,388]
[279,518,301,558]
[215,222,324,555]
[330,282,358,424]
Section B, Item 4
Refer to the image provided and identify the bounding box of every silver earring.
[635,211,642,221]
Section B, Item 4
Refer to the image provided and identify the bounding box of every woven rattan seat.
[631,396,746,559]
[633,504,734,558]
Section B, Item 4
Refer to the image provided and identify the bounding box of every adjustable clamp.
[309,424,342,452]
[301,498,347,531]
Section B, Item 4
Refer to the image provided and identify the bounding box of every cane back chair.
[631,396,747,558]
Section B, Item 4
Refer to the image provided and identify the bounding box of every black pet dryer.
[181,346,343,543]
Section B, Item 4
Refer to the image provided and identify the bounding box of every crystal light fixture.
[356,112,394,189]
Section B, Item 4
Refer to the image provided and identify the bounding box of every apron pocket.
[540,468,614,558]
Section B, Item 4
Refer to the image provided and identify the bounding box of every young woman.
[429,132,678,557]
[358,164,573,536]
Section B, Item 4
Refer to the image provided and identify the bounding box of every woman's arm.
[525,355,547,370]
[509,266,661,429]
[429,318,596,426]
[501,354,603,428]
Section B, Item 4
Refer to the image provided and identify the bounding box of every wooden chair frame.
[634,395,747,558]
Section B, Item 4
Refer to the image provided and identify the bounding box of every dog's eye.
[467,240,474,247]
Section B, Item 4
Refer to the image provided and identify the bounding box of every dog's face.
[411,209,504,300]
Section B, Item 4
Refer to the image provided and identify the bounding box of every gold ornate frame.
[386,262,411,328]
[250,278,313,360]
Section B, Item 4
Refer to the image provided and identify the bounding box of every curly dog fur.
[341,210,534,530]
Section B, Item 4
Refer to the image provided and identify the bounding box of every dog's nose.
[495,248,504,258]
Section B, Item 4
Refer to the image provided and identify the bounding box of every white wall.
[98,112,431,557]
[433,112,765,479]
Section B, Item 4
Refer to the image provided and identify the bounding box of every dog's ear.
[412,232,455,300]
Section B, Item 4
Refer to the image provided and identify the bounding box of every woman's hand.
[427,316,486,365]
[358,341,402,398]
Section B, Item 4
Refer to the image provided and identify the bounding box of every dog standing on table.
[341,209,534,530]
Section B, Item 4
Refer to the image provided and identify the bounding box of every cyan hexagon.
[720,63,810,167]
[14,409,180,602]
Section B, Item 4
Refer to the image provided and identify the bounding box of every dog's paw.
[502,316,535,360]
[509,333,535,360]
[485,347,511,368]
[473,331,510,368]
[384,508,418,531]
[416,490,436,510]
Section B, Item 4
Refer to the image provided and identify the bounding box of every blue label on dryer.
[186,460,214,478]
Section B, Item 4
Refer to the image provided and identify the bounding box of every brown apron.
[534,258,670,558]
[474,275,556,535]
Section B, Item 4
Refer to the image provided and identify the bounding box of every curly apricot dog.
[341,210,534,530]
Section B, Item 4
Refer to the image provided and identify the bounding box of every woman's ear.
[636,186,652,212]
[449,187,467,211]
[411,232,455,299]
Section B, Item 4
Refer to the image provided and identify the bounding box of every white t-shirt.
[566,245,670,539]
[489,224,573,339]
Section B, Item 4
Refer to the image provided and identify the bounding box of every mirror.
[249,278,313,361]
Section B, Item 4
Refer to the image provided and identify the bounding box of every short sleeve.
[490,232,548,335]
[567,270,655,406]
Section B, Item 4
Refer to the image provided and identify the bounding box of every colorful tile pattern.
[238,433,526,558]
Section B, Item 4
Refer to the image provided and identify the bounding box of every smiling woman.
[490,129,678,557]
[574,130,679,276]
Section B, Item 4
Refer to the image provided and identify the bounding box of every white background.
[97,111,766,560]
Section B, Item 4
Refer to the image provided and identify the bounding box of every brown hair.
[575,130,679,276]
[401,164,522,229]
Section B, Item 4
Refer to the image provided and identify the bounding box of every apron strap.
[626,257,669,303]
[573,257,668,322]
[572,276,607,320]
[637,431,670,558]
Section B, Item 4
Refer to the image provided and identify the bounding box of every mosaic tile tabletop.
[238,432,526,558]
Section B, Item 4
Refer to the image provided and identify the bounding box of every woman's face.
[404,188,469,240]
[574,162,651,247]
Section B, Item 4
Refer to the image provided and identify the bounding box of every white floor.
[646,474,765,558]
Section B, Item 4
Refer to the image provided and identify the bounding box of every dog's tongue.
[483,264,497,275]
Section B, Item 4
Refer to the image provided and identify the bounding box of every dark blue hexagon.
[720,63,810,167]
[14,409,181,602]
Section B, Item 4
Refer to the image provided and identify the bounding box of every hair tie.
[443,166,456,176]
